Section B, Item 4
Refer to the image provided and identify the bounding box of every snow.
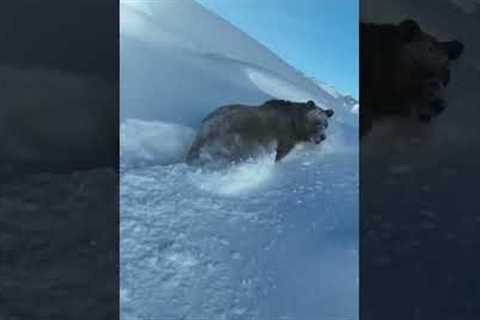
[120,119,196,168]
[120,0,358,319]
[351,104,360,114]
[121,150,358,320]
[313,79,342,99]
[246,68,319,106]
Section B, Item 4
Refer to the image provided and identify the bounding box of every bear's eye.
[316,121,327,129]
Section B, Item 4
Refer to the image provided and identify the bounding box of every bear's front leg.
[275,140,295,162]
[416,77,447,122]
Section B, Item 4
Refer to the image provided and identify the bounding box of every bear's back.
[186,102,297,165]
[200,103,293,141]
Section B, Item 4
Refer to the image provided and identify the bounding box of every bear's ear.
[325,109,334,118]
[398,19,420,42]
[307,100,315,108]
[442,40,464,60]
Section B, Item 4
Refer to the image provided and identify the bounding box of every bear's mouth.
[311,133,326,144]
[418,99,447,122]
[419,114,432,122]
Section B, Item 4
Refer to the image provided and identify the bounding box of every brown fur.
[186,99,333,166]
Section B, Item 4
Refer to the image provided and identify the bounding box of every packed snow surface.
[121,142,358,320]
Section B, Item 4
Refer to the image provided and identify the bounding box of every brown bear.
[360,19,464,137]
[186,99,334,166]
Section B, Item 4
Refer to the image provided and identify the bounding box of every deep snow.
[120,1,358,319]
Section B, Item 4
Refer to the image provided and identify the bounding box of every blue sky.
[196,0,358,98]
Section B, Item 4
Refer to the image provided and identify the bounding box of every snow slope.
[120,1,358,319]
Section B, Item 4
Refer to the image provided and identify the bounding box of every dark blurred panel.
[361,0,480,319]
[0,1,118,319]
[0,0,117,82]
[0,0,118,175]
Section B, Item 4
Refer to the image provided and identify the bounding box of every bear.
[186,99,334,166]
[360,19,464,137]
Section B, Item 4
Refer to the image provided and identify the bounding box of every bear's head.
[397,19,464,122]
[296,100,334,144]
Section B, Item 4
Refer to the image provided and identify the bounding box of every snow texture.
[120,1,358,319]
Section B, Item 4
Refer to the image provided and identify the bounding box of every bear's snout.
[419,114,432,122]
[418,98,447,122]
[311,132,326,144]
[431,99,446,113]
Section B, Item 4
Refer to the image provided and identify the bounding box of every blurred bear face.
[302,101,334,144]
[398,19,464,122]
[399,20,463,73]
